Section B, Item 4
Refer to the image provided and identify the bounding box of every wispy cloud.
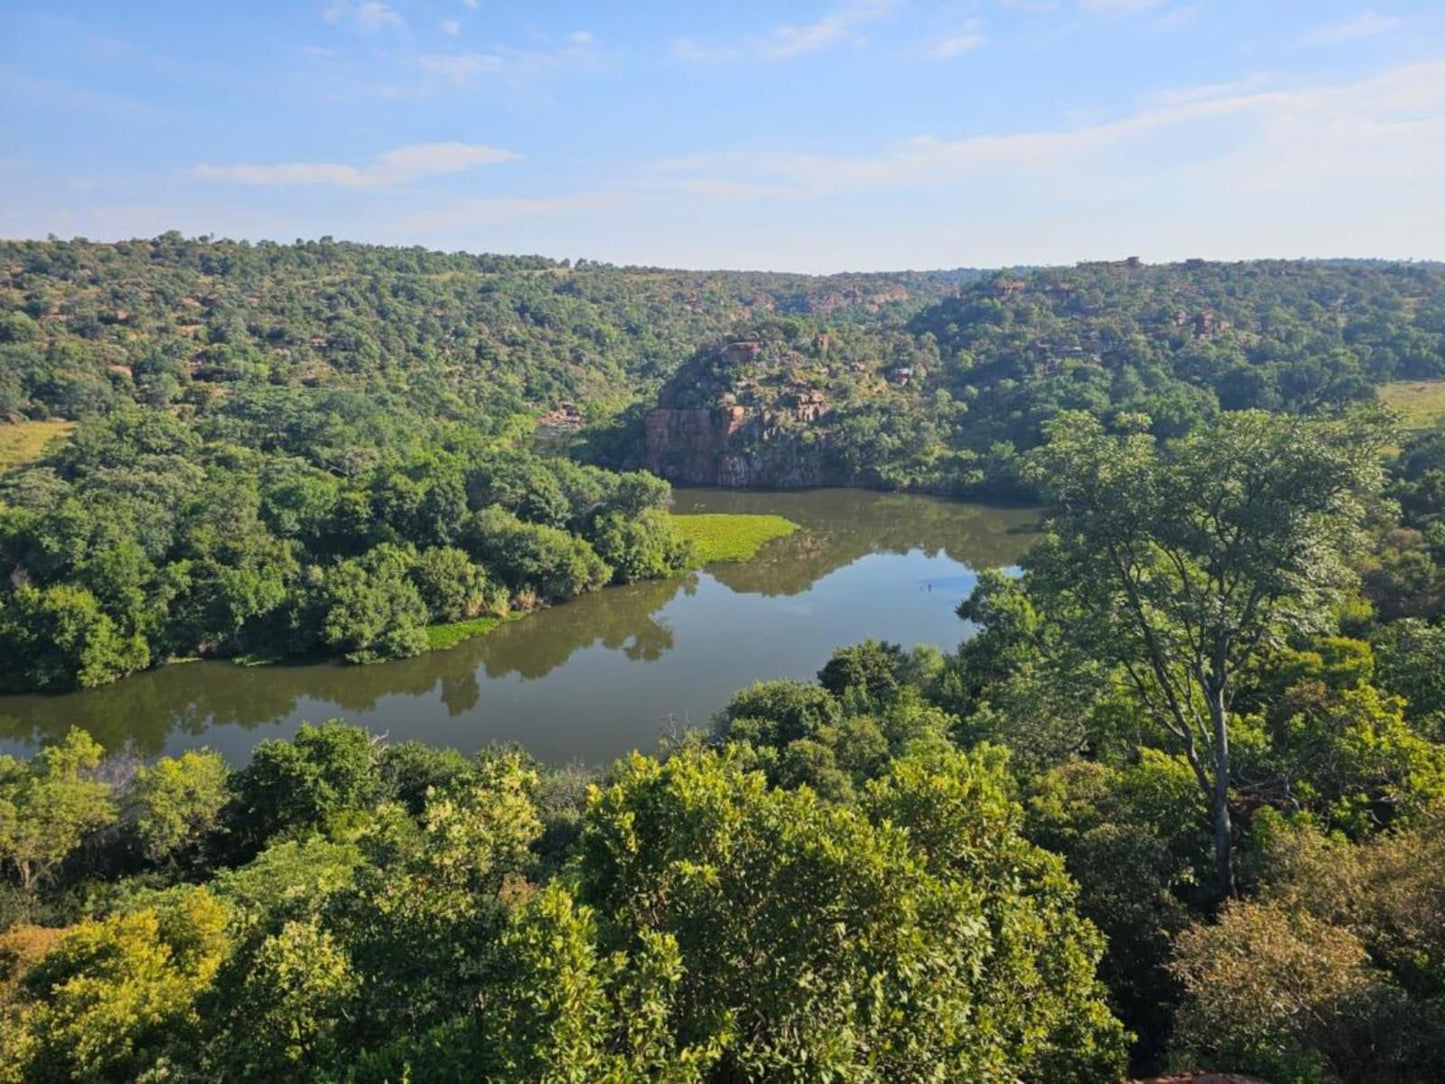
[1153,4,1201,31]
[924,21,988,60]
[1153,73,1272,106]
[5,75,160,119]
[674,0,899,64]
[194,142,519,188]
[419,32,602,87]
[1079,0,1164,13]
[1301,10,1402,47]
[653,60,1445,202]
[440,19,461,37]
[324,1,404,33]
[670,37,741,64]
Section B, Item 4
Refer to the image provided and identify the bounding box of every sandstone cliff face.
[645,336,846,487]
[643,402,830,488]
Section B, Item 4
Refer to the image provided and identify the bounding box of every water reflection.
[679,489,1035,597]
[0,490,1036,764]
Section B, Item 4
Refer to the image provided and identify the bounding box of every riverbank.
[0,489,1036,763]
[420,513,800,653]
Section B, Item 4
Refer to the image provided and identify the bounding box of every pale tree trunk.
[1206,683,1233,898]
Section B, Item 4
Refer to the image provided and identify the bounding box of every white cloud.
[653,60,1445,202]
[420,52,505,87]
[1301,10,1402,47]
[764,0,899,59]
[674,0,899,64]
[419,33,602,87]
[1153,4,1201,30]
[671,37,740,64]
[356,2,402,32]
[925,21,988,60]
[1153,73,1272,106]
[440,19,461,37]
[194,141,519,188]
[1079,0,1164,12]
[324,0,403,32]
[461,0,478,7]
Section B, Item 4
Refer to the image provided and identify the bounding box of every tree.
[1170,900,1398,1083]
[211,919,359,1079]
[0,584,148,691]
[587,508,691,585]
[816,638,907,703]
[578,747,1124,1081]
[225,722,378,852]
[128,749,229,865]
[408,545,497,622]
[314,544,430,663]
[0,729,116,890]
[1023,410,1385,895]
[2,888,227,1082]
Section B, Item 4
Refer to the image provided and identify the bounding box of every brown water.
[0,489,1037,765]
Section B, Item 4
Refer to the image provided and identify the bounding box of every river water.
[0,489,1037,765]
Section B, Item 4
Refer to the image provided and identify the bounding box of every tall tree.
[1022,410,1385,895]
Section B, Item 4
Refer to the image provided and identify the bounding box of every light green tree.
[0,729,116,890]
[1,888,228,1082]
[1023,410,1385,895]
[128,749,229,864]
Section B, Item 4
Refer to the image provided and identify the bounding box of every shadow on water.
[0,489,1037,763]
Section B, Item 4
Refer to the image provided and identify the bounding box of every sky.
[2,1,1443,272]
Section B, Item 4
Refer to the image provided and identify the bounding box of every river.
[0,489,1037,765]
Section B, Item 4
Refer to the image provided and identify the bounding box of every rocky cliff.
[644,336,843,487]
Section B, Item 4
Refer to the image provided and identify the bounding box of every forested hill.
[0,234,977,428]
[641,259,1445,494]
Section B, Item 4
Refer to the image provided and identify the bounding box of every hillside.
[641,259,1445,495]
[0,235,975,435]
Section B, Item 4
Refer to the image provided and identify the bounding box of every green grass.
[0,419,75,471]
[425,613,522,651]
[671,513,800,565]
[1379,380,1445,433]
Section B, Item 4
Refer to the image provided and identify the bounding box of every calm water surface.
[0,490,1037,765]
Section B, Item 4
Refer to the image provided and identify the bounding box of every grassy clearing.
[425,613,523,651]
[1378,381,1445,433]
[671,513,799,565]
[0,419,75,471]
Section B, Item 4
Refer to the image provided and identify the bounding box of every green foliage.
[0,584,148,690]
[314,542,430,663]
[466,505,611,603]
[1374,617,1445,729]
[1,888,226,1083]
[1021,408,1386,894]
[128,749,228,865]
[589,507,693,584]
[209,919,359,1079]
[225,722,379,853]
[579,747,1125,1081]
[409,545,499,622]
[0,730,115,890]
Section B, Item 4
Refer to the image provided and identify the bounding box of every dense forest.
[3,407,1445,1080]
[642,259,1445,494]
[4,240,1445,693]
[2,237,1445,1080]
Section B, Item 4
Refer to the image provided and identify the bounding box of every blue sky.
[2,1,1443,271]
